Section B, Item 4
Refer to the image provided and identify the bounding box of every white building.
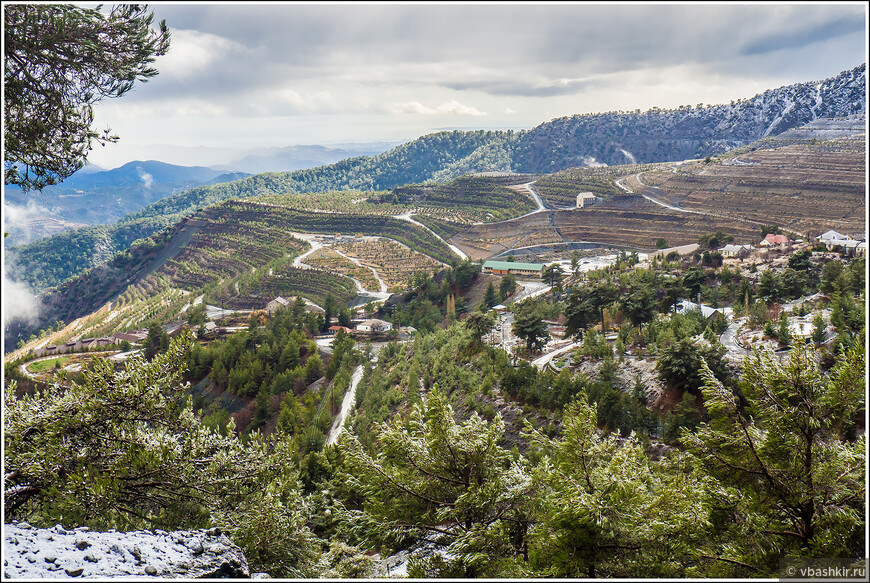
[356,319,393,333]
[576,192,598,208]
[719,244,754,257]
[818,230,848,242]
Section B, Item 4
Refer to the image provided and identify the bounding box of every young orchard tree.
[681,340,866,571]
[4,4,170,190]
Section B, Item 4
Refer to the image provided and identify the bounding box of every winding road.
[325,365,365,446]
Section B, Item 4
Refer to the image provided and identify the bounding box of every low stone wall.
[3,522,253,579]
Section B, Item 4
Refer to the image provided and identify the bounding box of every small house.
[818,230,848,242]
[327,325,352,336]
[675,300,727,324]
[719,244,754,258]
[576,192,598,208]
[265,296,290,315]
[356,319,393,333]
[759,234,790,247]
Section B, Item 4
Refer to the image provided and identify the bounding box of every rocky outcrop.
[3,522,252,579]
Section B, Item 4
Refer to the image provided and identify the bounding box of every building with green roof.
[482,260,544,278]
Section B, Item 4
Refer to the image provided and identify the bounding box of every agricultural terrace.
[553,197,760,249]
[253,173,541,224]
[303,248,382,292]
[216,200,457,264]
[447,212,555,260]
[206,258,357,310]
[392,174,539,222]
[531,164,643,207]
[253,189,409,217]
[333,238,444,292]
[160,215,309,291]
[639,136,866,237]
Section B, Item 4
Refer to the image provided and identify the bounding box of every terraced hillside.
[639,134,866,237]
[552,197,760,248]
[532,164,655,208]
[441,130,865,256]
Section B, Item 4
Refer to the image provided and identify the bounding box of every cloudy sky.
[83,2,867,169]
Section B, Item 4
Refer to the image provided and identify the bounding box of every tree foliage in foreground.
[4,4,170,191]
[3,330,322,577]
[682,339,866,570]
[526,399,720,578]
[337,389,534,577]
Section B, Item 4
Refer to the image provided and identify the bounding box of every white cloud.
[267,88,343,114]
[2,275,40,324]
[2,199,49,228]
[155,28,251,79]
[173,100,229,118]
[390,100,487,116]
[136,167,153,189]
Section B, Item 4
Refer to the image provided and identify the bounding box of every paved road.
[531,341,582,370]
[325,365,365,446]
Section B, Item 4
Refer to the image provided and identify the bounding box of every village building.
[650,243,700,259]
[265,296,291,315]
[114,330,148,344]
[482,260,544,278]
[719,244,754,258]
[355,319,393,333]
[759,233,791,247]
[675,300,728,324]
[576,192,598,208]
[327,325,353,335]
[818,229,848,242]
[824,238,866,255]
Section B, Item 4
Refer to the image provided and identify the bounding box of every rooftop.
[483,260,544,271]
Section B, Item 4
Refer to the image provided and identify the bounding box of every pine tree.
[682,341,865,571]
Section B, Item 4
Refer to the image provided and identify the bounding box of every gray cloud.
[741,16,866,56]
[137,4,864,100]
[441,78,599,98]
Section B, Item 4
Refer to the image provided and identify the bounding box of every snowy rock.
[3,522,250,579]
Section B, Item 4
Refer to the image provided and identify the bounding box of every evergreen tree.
[483,282,498,308]
[512,301,549,352]
[4,4,171,190]
[682,341,865,571]
[337,389,533,577]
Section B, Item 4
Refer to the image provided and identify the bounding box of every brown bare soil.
[334,238,443,291]
[641,137,866,237]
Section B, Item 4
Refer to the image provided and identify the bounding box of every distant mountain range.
[211,142,403,174]
[149,64,866,198]
[3,143,401,245]
[6,64,866,294]
[3,161,251,245]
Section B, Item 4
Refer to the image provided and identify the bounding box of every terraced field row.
[333,238,443,291]
[304,248,381,291]
[219,201,457,264]
[395,175,537,221]
[532,167,626,207]
[553,202,762,248]
[209,265,357,310]
[643,139,866,236]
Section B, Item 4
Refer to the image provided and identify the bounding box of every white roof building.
[819,230,848,242]
[719,244,754,257]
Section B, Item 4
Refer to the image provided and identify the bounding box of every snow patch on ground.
[3,523,250,579]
